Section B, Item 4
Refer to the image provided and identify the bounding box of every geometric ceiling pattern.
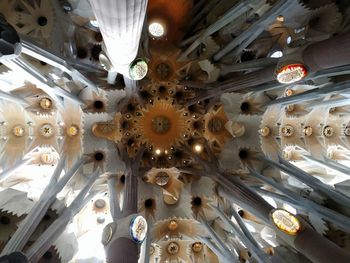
[1,0,350,262]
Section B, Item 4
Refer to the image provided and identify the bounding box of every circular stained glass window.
[271,209,301,235]
[129,215,148,243]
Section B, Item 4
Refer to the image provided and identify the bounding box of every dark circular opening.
[144,199,153,208]
[91,45,102,61]
[239,149,248,159]
[0,216,10,225]
[120,175,125,184]
[127,104,135,111]
[157,155,166,165]
[94,152,104,161]
[240,102,250,112]
[94,100,104,109]
[174,150,182,158]
[192,197,202,207]
[121,121,129,129]
[158,86,166,94]
[43,214,51,221]
[188,105,195,112]
[43,251,53,259]
[94,32,103,42]
[187,138,194,146]
[37,16,48,26]
[247,251,252,257]
[127,138,135,147]
[193,121,201,129]
[241,51,255,62]
[238,210,244,217]
[77,48,88,59]
[175,91,183,100]
[140,90,150,100]
[40,61,47,66]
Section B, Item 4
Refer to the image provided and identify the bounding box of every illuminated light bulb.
[129,58,148,80]
[276,63,307,84]
[155,149,162,155]
[271,209,301,235]
[12,125,25,137]
[148,22,165,37]
[193,144,203,153]
[67,125,79,136]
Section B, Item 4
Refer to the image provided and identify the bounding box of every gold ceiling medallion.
[67,125,79,136]
[204,104,231,153]
[12,125,25,137]
[135,99,191,151]
[40,123,54,138]
[192,242,203,253]
[39,97,53,110]
[271,209,301,235]
[167,220,178,231]
[167,242,180,255]
[145,168,183,205]
[92,113,123,142]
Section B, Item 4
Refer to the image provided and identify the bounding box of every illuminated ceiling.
[0,0,350,263]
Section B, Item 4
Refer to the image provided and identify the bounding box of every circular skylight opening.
[148,22,165,37]
[129,58,148,80]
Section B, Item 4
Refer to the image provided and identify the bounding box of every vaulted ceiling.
[1,0,350,262]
